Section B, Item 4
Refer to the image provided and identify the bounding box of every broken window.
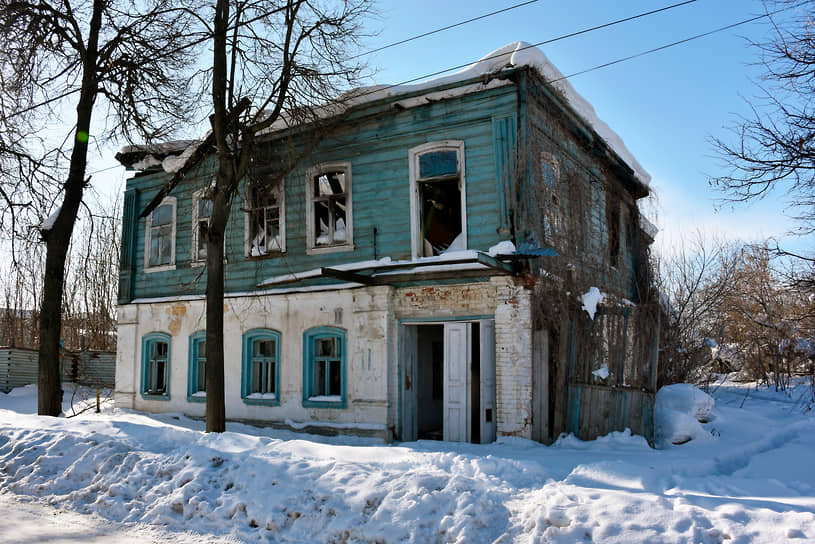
[246,182,283,257]
[145,197,175,269]
[410,142,466,258]
[192,190,212,262]
[308,164,352,250]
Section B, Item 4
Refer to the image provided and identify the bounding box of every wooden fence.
[565,303,660,444]
[0,347,115,393]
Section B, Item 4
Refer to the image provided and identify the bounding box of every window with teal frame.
[141,332,171,400]
[241,328,281,405]
[187,331,207,402]
[302,326,346,408]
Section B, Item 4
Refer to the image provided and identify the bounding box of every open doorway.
[401,320,495,443]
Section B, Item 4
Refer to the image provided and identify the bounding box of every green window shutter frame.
[302,326,347,409]
[140,332,171,401]
[241,328,282,406]
[187,331,207,402]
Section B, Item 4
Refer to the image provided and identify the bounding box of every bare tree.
[712,1,815,236]
[139,0,373,431]
[0,0,200,415]
[656,233,739,385]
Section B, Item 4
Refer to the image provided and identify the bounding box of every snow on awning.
[256,250,521,288]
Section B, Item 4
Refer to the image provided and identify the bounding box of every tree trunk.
[204,188,230,432]
[37,0,103,416]
[204,0,231,432]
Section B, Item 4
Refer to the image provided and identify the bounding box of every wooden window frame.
[241,328,281,406]
[408,141,467,259]
[191,189,212,265]
[302,326,346,409]
[144,196,176,273]
[140,332,171,400]
[305,162,354,255]
[187,331,207,402]
[244,180,286,258]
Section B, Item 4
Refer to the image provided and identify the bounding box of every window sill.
[141,393,170,401]
[187,393,206,403]
[302,396,346,409]
[242,396,280,407]
[306,243,355,256]
[144,264,176,274]
[245,250,286,261]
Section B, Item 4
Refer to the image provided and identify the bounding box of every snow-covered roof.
[115,140,202,172]
[344,41,651,187]
[115,42,650,187]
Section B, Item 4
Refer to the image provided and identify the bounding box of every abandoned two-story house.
[114,42,660,444]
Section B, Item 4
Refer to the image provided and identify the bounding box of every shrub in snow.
[655,384,715,447]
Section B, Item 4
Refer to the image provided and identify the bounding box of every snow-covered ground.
[1,380,814,543]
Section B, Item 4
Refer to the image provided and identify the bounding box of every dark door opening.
[416,324,444,440]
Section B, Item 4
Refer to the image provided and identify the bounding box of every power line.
[88,0,701,177]
[346,0,699,100]
[0,1,539,125]
[350,0,539,59]
[551,0,814,83]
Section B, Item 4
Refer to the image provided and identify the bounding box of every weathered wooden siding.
[566,384,654,442]
[123,84,519,300]
[516,69,643,301]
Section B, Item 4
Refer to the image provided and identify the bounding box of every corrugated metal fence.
[0,347,115,393]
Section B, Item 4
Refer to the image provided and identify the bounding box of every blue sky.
[93,0,810,256]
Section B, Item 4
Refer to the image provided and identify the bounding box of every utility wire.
[350,0,539,59]
[343,0,699,100]
[552,0,815,83]
[86,0,698,176]
[0,1,539,124]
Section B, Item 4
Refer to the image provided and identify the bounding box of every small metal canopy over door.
[443,322,471,442]
[401,325,418,442]
[479,319,496,443]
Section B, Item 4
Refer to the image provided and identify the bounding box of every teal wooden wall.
[123,83,519,300]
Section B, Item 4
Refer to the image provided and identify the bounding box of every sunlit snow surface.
[1,380,814,543]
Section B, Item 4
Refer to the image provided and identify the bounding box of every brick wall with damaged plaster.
[114,286,393,434]
[393,277,534,439]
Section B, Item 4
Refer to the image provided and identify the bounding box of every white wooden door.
[479,319,496,443]
[443,322,471,442]
[401,325,418,442]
